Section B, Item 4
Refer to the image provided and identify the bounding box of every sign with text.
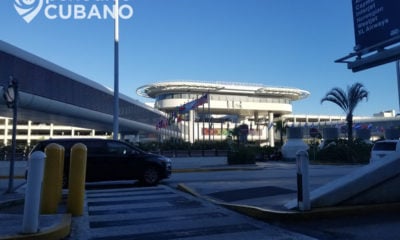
[352,0,400,53]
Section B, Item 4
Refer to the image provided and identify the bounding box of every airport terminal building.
[137,81,310,147]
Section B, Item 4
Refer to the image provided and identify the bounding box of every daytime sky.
[1,0,398,117]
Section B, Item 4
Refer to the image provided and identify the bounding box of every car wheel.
[141,166,160,186]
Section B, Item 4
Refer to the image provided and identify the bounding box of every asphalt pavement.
[1,157,400,239]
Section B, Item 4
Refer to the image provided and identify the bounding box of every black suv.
[29,138,171,186]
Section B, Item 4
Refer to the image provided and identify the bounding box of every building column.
[254,111,259,142]
[50,123,54,138]
[4,118,9,145]
[189,110,194,143]
[27,120,32,146]
[268,112,275,147]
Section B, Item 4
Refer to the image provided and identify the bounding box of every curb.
[0,214,71,240]
[176,183,299,221]
[0,176,25,179]
[173,166,264,173]
[0,198,72,240]
[0,198,25,210]
[177,183,400,222]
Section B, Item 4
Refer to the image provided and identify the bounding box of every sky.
[0,0,399,117]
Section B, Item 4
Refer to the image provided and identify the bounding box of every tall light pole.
[397,60,400,112]
[113,0,120,140]
[3,76,18,193]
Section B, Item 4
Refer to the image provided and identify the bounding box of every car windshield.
[373,142,397,151]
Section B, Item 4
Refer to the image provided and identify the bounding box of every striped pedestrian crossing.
[83,185,314,240]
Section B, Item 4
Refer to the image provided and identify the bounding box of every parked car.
[28,138,172,186]
[369,140,400,164]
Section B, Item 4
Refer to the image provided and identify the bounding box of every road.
[164,161,400,240]
[166,162,360,196]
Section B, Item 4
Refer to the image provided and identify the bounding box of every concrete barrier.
[285,155,400,209]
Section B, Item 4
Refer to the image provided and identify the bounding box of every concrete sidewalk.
[0,159,71,240]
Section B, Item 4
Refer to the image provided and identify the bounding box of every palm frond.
[321,87,349,113]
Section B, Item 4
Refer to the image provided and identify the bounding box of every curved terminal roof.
[137,81,310,100]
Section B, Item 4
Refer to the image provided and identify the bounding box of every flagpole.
[208,92,211,141]
[202,98,205,156]
[113,0,120,140]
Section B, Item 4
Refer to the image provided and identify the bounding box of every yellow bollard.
[58,146,65,202]
[41,143,64,214]
[67,143,87,216]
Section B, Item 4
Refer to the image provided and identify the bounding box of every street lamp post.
[113,0,120,140]
[3,76,18,193]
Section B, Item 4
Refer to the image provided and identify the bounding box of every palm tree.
[320,82,368,142]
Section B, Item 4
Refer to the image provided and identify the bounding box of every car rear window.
[373,142,397,151]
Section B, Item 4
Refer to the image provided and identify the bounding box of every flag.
[178,94,209,114]
[177,114,183,123]
[193,94,208,108]
[156,118,168,130]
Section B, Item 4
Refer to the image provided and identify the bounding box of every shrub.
[227,146,256,165]
[308,139,372,164]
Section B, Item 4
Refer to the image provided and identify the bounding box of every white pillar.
[268,112,275,147]
[50,124,54,138]
[189,110,194,143]
[4,118,9,145]
[27,120,32,146]
[296,150,310,211]
[22,151,46,234]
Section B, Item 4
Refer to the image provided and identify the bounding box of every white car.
[370,140,400,164]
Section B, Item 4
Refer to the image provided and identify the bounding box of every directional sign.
[352,0,400,53]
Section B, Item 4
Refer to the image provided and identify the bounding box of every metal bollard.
[296,150,310,211]
[67,143,87,216]
[22,151,46,234]
[41,143,64,214]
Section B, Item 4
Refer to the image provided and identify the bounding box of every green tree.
[320,82,368,143]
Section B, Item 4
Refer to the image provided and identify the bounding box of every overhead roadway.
[0,40,165,136]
